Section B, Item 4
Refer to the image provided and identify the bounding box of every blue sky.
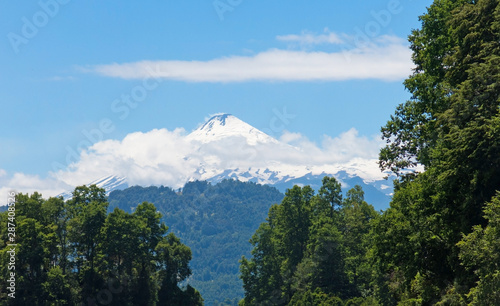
[0,0,433,198]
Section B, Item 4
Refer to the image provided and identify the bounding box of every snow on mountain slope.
[57,175,128,200]
[185,114,393,208]
[187,114,279,145]
[88,175,128,192]
[55,113,394,209]
[184,114,387,183]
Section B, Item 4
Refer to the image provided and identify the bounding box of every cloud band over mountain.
[0,115,387,203]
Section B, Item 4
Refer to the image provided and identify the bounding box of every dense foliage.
[374,0,500,303]
[0,185,203,305]
[108,180,284,305]
[2,1,500,305]
[240,177,379,305]
[241,0,500,304]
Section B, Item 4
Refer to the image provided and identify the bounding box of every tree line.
[107,180,284,305]
[239,178,379,305]
[0,185,203,305]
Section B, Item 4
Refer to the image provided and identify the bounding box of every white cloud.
[50,127,383,189]
[87,34,412,82]
[54,128,198,188]
[321,128,383,162]
[0,171,72,205]
[279,131,303,144]
[276,30,344,45]
[279,128,383,163]
[1,126,386,204]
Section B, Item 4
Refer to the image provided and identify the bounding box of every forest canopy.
[0,185,203,305]
[2,0,500,305]
[240,0,500,304]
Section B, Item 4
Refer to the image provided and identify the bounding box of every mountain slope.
[56,113,393,209]
[108,180,284,306]
[185,114,392,209]
[57,175,128,200]
[187,113,278,145]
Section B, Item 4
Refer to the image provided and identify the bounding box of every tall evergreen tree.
[240,178,379,305]
[374,0,500,303]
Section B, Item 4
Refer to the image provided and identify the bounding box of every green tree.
[240,185,315,305]
[42,197,70,275]
[67,185,108,302]
[318,176,342,214]
[131,201,168,305]
[288,288,343,306]
[41,266,73,305]
[157,233,203,305]
[301,221,348,297]
[339,186,378,296]
[375,0,500,303]
[102,207,140,276]
[379,0,475,175]
[458,193,500,304]
[240,208,286,305]
[157,233,192,286]
[241,178,377,305]
[0,186,202,305]
[9,193,59,305]
[274,186,314,300]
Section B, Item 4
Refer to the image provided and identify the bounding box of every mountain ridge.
[58,113,393,209]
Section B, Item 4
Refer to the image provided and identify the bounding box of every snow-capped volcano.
[187,114,278,145]
[55,113,393,209]
[185,114,392,209]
